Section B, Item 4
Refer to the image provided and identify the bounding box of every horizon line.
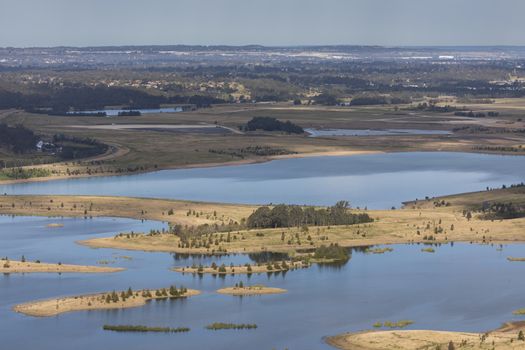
[3,44,525,50]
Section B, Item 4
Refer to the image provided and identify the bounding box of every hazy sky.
[1,0,524,47]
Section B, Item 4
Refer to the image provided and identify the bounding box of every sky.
[1,0,524,47]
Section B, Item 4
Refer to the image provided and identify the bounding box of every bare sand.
[13,288,200,317]
[217,285,287,296]
[0,260,124,274]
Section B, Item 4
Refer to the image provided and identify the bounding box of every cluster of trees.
[481,202,525,220]
[454,111,499,118]
[246,201,373,229]
[313,243,350,262]
[242,117,304,134]
[0,123,38,153]
[0,123,108,163]
[312,93,339,106]
[52,134,108,160]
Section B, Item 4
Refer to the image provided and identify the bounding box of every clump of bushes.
[102,325,190,333]
[206,323,257,330]
[313,243,349,262]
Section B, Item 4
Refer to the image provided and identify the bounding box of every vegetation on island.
[372,320,414,329]
[365,247,394,254]
[421,247,435,253]
[247,201,372,229]
[206,323,257,330]
[313,243,350,262]
[103,325,190,333]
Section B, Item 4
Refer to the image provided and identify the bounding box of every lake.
[2,152,524,209]
[67,107,183,117]
[2,215,525,350]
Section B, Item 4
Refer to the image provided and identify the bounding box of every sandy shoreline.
[0,260,124,274]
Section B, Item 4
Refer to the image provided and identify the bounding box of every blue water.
[67,107,183,116]
[306,128,452,137]
[2,216,525,349]
[1,152,524,209]
[2,151,525,349]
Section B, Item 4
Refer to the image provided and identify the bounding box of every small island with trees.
[217,282,287,296]
[13,285,199,317]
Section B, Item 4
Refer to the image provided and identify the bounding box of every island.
[13,286,200,317]
[326,322,525,350]
[217,284,287,296]
[0,259,124,274]
[173,260,308,275]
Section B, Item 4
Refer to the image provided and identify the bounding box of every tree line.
[246,201,373,229]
